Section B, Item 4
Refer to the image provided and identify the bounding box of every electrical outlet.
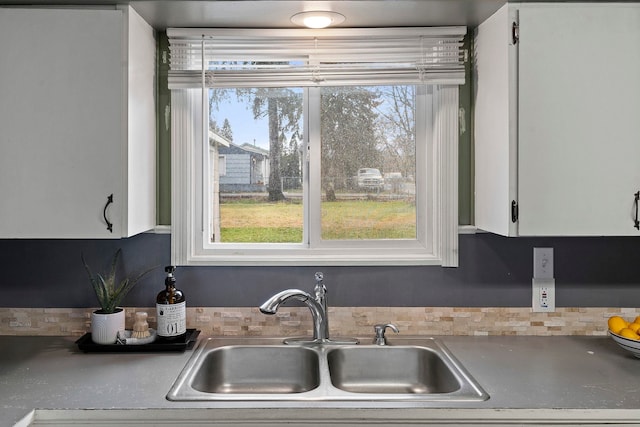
[540,287,549,308]
[534,247,554,279]
[532,278,555,312]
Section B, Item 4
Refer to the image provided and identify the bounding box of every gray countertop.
[2,335,640,426]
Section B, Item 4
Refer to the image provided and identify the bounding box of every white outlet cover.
[532,278,555,312]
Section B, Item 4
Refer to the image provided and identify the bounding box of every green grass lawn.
[220,199,415,242]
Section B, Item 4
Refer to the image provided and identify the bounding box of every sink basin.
[167,336,488,403]
[327,346,460,394]
[190,345,320,394]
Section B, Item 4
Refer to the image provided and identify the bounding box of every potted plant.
[82,249,155,345]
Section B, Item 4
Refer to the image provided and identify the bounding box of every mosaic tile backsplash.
[1,307,636,336]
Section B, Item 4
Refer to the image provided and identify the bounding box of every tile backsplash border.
[1,307,634,336]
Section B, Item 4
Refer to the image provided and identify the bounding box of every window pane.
[320,86,417,240]
[208,87,304,243]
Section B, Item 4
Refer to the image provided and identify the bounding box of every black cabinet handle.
[103,194,113,233]
[634,191,639,230]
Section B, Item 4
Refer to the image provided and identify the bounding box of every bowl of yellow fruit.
[608,315,640,358]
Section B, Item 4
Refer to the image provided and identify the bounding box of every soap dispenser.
[156,266,186,341]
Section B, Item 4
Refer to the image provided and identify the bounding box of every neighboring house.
[218,142,269,193]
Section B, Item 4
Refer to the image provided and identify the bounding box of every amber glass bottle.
[156,266,186,341]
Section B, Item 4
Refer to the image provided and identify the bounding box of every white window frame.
[171,85,458,267]
[169,27,462,267]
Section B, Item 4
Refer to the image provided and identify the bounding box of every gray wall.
[2,233,639,308]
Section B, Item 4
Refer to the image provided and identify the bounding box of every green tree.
[247,88,302,201]
[321,87,383,190]
[376,86,416,179]
[220,118,233,142]
[281,138,301,190]
[209,89,235,142]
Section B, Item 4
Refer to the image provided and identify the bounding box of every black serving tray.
[75,329,200,353]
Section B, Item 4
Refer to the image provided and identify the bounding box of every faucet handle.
[314,271,326,298]
[374,323,399,345]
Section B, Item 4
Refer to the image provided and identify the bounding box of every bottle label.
[156,301,186,337]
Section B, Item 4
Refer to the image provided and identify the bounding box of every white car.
[357,168,384,190]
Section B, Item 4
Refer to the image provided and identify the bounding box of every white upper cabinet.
[0,6,155,238]
[474,3,640,236]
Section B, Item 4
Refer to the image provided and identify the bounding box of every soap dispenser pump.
[156,266,186,341]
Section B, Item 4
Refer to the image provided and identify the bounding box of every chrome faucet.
[259,272,358,345]
[259,288,328,343]
[313,272,329,339]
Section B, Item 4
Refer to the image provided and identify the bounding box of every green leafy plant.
[82,249,155,314]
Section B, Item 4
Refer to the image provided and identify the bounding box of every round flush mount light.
[291,11,345,29]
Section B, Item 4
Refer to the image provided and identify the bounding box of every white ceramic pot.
[91,308,125,345]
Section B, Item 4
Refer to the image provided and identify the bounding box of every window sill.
[184,248,442,266]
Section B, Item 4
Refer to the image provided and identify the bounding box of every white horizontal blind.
[167,27,466,88]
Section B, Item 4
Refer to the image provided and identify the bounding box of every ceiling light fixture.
[291,11,345,29]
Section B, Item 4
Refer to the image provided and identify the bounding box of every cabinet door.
[474,4,518,236]
[123,5,157,237]
[517,4,640,236]
[0,8,123,238]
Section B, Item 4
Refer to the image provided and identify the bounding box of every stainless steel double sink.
[167,336,488,402]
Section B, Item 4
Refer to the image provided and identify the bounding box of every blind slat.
[168,27,466,88]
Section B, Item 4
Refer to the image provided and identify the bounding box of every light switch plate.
[533,247,554,279]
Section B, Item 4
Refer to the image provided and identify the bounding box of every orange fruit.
[619,328,640,340]
[628,322,640,333]
[608,316,628,334]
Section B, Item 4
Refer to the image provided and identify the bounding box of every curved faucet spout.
[259,289,328,341]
